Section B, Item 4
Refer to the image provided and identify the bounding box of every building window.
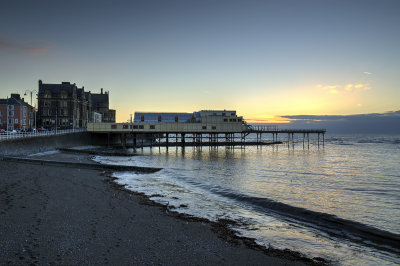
[150,125,155,129]
[14,118,18,124]
[111,124,117,129]
[141,115,144,122]
[212,126,216,130]
[123,125,128,129]
[224,119,228,122]
[139,125,144,129]
[133,125,138,129]
[202,126,207,130]
[158,115,162,122]
[175,115,178,122]
[238,118,242,122]
[231,113,235,116]
[232,119,236,122]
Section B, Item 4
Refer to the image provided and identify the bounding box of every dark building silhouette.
[37,80,115,129]
[91,88,116,123]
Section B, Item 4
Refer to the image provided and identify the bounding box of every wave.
[178,178,400,253]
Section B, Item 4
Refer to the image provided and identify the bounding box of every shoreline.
[0,153,326,265]
[106,174,328,265]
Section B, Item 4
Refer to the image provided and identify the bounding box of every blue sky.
[1,0,399,123]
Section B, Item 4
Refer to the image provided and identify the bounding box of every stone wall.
[0,132,93,156]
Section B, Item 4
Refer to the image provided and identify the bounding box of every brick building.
[0,94,35,131]
[37,80,115,129]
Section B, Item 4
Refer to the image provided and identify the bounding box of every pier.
[87,123,326,149]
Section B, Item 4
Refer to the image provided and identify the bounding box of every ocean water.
[92,134,400,265]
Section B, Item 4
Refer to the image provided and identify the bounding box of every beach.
[0,153,311,265]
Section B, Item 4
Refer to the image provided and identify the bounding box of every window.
[224,119,228,122]
[8,111,14,117]
[202,126,206,130]
[139,125,144,129]
[175,115,178,122]
[123,124,128,129]
[111,124,117,129]
[141,115,144,122]
[133,125,138,129]
[238,118,242,122]
[222,113,226,116]
[44,90,51,98]
[229,119,232,122]
[232,119,237,122]
[231,113,235,116]
[149,125,155,129]
[60,90,68,99]
[14,119,18,124]
[212,126,216,130]
[158,115,162,122]
[130,125,133,129]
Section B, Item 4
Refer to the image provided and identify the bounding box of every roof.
[0,96,33,108]
[134,112,194,123]
[91,93,109,104]
[38,82,77,97]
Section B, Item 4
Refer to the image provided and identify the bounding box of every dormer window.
[44,89,51,98]
[60,90,68,99]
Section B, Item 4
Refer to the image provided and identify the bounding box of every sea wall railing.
[0,128,87,142]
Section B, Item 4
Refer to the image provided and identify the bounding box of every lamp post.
[24,89,37,131]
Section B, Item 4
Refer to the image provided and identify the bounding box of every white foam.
[29,150,60,156]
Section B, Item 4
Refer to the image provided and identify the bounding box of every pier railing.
[248,125,326,133]
[0,128,87,142]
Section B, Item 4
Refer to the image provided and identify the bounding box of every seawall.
[0,133,93,156]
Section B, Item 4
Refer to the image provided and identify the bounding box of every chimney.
[39,80,42,85]
[101,88,103,94]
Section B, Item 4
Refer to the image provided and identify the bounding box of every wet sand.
[0,153,316,265]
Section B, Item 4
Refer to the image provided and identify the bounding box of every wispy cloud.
[363,72,372,75]
[317,83,370,94]
[0,39,50,55]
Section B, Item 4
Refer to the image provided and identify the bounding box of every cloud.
[0,40,50,55]
[318,83,370,93]
[354,84,363,88]
[279,110,400,133]
[363,72,372,75]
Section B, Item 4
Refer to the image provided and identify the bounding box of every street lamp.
[24,89,38,130]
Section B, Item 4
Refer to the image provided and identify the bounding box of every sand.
[0,153,315,265]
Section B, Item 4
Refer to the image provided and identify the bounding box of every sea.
[92,133,400,265]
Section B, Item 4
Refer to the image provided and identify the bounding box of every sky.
[1,0,399,126]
